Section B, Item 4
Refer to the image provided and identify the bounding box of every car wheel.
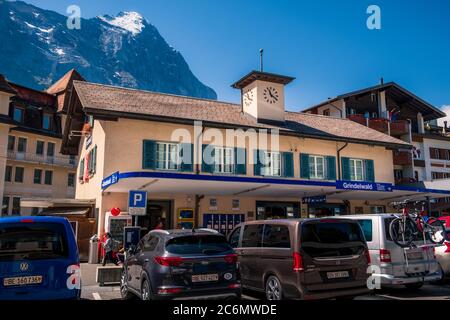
[120,269,135,300]
[404,282,423,290]
[265,276,282,300]
[141,278,152,301]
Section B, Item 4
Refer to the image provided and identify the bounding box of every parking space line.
[92,292,102,300]
[376,294,405,300]
[242,294,259,300]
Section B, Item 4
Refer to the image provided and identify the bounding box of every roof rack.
[195,228,220,234]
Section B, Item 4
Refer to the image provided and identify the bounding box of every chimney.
[380,77,384,85]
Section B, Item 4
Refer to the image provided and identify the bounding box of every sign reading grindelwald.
[336,180,393,192]
[101,172,120,190]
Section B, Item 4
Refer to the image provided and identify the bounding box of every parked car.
[120,228,241,300]
[339,214,442,289]
[228,218,370,300]
[0,216,81,300]
[435,216,450,278]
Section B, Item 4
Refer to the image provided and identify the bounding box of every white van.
[336,214,442,288]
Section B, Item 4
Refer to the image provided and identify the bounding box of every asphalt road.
[81,283,450,300]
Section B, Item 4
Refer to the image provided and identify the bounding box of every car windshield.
[166,235,232,255]
[301,220,366,258]
[0,222,68,261]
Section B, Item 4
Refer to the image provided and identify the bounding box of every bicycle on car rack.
[389,199,447,248]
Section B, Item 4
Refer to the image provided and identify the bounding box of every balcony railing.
[347,115,410,137]
[7,151,77,168]
[393,151,413,166]
[395,177,417,185]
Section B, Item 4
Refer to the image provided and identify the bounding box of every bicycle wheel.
[426,219,447,244]
[389,217,417,248]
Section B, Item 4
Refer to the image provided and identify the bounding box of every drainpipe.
[337,142,349,180]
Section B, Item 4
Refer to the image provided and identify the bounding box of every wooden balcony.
[368,118,389,134]
[390,120,409,136]
[347,114,366,126]
[393,151,413,166]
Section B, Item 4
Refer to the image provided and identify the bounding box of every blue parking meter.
[123,226,141,250]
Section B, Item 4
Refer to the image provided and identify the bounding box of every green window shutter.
[79,159,84,180]
[234,147,246,175]
[300,153,310,179]
[92,145,97,174]
[326,156,336,180]
[282,152,294,177]
[341,157,351,180]
[253,150,262,176]
[365,159,375,182]
[142,140,157,169]
[180,143,194,172]
[202,144,215,173]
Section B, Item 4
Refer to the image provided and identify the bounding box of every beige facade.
[75,117,396,235]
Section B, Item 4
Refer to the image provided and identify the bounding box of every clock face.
[263,86,279,104]
[243,89,254,106]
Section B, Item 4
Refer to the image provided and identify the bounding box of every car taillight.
[228,283,241,289]
[20,219,34,223]
[157,288,182,294]
[445,242,450,253]
[293,252,304,272]
[364,248,371,264]
[224,254,238,264]
[379,249,391,263]
[154,256,183,267]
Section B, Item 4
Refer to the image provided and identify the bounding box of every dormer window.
[13,107,24,123]
[43,114,52,130]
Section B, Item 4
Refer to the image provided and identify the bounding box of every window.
[262,151,281,176]
[47,142,55,157]
[33,169,42,184]
[7,136,15,151]
[241,224,264,247]
[5,166,12,182]
[309,155,325,179]
[165,235,232,255]
[79,159,85,181]
[13,107,24,122]
[14,167,24,183]
[17,137,27,153]
[36,141,44,155]
[87,146,97,175]
[229,227,241,248]
[262,225,291,248]
[69,155,76,166]
[349,158,364,181]
[2,197,9,215]
[394,169,403,180]
[156,142,179,170]
[232,199,240,211]
[323,109,330,116]
[42,114,52,130]
[370,206,385,214]
[44,170,53,185]
[209,198,217,210]
[143,236,159,252]
[12,197,20,215]
[31,207,39,215]
[415,171,419,182]
[68,173,75,187]
[214,147,234,173]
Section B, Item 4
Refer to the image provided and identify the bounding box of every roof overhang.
[231,71,295,89]
[21,198,96,209]
[101,171,450,202]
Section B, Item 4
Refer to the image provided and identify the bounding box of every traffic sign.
[128,190,147,216]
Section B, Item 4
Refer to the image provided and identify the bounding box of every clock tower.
[232,71,295,123]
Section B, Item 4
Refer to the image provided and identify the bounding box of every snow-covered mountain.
[0,0,217,99]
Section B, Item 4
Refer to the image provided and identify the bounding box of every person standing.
[102,232,118,266]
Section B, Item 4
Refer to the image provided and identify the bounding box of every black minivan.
[228,218,370,300]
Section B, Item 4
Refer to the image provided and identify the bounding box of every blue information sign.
[336,180,393,192]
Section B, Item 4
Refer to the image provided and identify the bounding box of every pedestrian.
[102,232,118,266]
[153,217,166,230]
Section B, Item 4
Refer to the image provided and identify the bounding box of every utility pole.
[260,49,264,72]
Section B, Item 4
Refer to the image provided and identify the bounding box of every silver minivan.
[338,214,442,288]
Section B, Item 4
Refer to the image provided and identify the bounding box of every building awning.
[21,198,96,209]
[101,171,450,202]
[39,208,90,216]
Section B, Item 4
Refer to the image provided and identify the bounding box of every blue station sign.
[101,171,120,190]
[336,180,393,192]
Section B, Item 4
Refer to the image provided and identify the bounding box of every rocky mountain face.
[0,0,217,99]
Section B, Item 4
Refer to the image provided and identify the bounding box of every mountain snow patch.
[99,11,145,35]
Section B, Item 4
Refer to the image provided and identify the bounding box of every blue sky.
[25,0,450,113]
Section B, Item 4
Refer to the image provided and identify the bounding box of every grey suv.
[120,229,241,300]
[228,219,371,300]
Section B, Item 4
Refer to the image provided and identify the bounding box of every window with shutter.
[234,147,246,175]
[202,144,215,173]
[300,154,310,179]
[143,140,157,169]
[180,143,194,172]
[326,156,337,180]
[282,152,294,177]
[341,157,351,180]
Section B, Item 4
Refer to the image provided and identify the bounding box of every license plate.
[191,274,219,283]
[407,251,423,260]
[3,276,43,287]
[326,271,349,279]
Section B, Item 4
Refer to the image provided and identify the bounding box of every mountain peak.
[98,11,145,35]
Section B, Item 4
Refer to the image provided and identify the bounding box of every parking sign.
[128,190,147,216]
